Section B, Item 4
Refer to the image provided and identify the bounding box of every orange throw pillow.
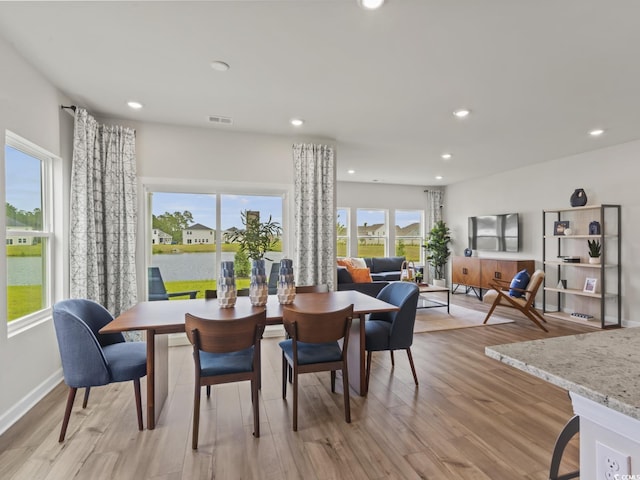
[337,258,354,268]
[349,267,372,283]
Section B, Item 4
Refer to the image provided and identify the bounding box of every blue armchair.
[365,282,420,389]
[52,299,147,442]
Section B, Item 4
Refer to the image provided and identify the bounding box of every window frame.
[336,207,350,258]
[394,209,424,263]
[5,131,57,336]
[356,208,388,258]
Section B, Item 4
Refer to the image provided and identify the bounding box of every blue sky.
[5,146,41,212]
[152,192,283,230]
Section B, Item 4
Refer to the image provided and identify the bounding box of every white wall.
[0,36,73,433]
[445,140,640,324]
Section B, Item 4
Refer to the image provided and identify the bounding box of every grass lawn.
[152,241,282,255]
[8,285,43,321]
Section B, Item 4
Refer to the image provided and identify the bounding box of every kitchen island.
[486,328,640,479]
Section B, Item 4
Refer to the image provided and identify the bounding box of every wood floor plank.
[0,293,593,479]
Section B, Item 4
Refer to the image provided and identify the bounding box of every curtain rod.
[60,105,77,112]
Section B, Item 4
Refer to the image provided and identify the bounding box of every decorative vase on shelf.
[249,259,268,307]
[277,258,296,305]
[588,257,601,265]
[218,261,237,308]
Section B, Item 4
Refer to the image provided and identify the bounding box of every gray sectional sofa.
[337,256,406,297]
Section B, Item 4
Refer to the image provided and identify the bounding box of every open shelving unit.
[542,204,621,329]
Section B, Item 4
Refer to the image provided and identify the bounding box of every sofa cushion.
[371,256,406,273]
[337,258,353,268]
[337,266,353,284]
[370,273,386,281]
[378,271,402,281]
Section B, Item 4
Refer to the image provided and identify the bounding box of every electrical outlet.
[596,441,631,480]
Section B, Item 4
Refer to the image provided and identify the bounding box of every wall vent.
[208,115,233,125]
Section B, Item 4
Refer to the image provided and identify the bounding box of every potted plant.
[588,239,601,264]
[227,210,283,261]
[424,220,451,286]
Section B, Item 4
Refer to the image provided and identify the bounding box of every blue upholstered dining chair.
[52,299,147,442]
[185,310,266,449]
[279,304,353,431]
[365,282,420,389]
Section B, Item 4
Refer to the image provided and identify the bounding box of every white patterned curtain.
[293,144,336,288]
[70,108,138,318]
[425,188,444,232]
[425,188,445,283]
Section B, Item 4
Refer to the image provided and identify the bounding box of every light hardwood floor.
[0,294,592,479]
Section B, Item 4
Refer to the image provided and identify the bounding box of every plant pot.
[433,279,446,288]
[588,257,601,265]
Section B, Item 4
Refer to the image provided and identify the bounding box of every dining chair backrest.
[283,304,353,345]
[295,284,329,293]
[185,311,266,355]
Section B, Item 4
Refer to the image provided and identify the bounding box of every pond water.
[8,252,285,285]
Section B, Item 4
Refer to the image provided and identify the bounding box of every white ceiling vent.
[208,115,233,125]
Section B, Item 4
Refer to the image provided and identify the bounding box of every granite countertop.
[486,328,640,420]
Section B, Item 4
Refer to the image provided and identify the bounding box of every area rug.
[414,304,514,333]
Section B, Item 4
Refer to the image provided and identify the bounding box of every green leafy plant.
[226,210,283,261]
[424,220,451,280]
[588,239,601,258]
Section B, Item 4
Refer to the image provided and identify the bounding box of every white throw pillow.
[350,257,367,269]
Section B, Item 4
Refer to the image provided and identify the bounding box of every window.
[5,132,55,327]
[336,208,349,257]
[357,209,386,257]
[395,210,423,262]
[149,191,284,297]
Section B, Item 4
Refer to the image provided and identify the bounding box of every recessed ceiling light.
[589,128,605,136]
[210,61,230,72]
[435,175,443,180]
[348,169,355,174]
[290,118,304,127]
[441,153,452,160]
[453,109,470,118]
[127,101,143,110]
[358,0,385,10]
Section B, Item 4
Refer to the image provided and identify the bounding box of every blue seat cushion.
[103,342,147,382]
[378,271,402,281]
[199,347,255,376]
[509,269,530,298]
[364,320,392,351]
[279,339,342,365]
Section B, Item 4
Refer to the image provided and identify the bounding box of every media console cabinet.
[451,257,535,299]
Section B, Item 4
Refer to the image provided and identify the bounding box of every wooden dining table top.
[100,290,399,335]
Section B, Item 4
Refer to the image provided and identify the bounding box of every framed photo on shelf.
[553,220,570,236]
[583,277,598,294]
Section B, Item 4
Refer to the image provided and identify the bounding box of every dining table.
[100,290,399,429]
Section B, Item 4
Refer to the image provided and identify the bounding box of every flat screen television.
[468,213,519,252]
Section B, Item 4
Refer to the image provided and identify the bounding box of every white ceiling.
[2,0,640,186]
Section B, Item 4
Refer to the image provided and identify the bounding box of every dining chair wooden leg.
[390,350,395,366]
[331,371,336,393]
[292,369,298,432]
[252,378,260,438]
[281,354,288,399]
[82,387,91,408]
[59,387,77,442]
[365,350,373,391]
[192,382,201,449]
[342,364,351,424]
[406,348,418,385]
[134,379,144,430]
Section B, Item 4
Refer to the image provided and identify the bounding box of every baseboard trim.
[0,368,63,436]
